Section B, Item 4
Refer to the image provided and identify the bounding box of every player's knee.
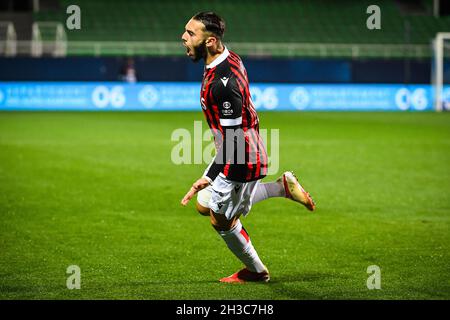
[196,187,211,216]
[211,219,231,231]
[195,202,210,216]
[210,211,238,231]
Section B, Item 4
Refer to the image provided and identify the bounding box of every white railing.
[0,39,431,59]
[228,42,430,59]
[66,41,431,59]
[67,41,182,56]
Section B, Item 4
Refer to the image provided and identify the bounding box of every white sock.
[252,181,286,204]
[218,220,266,273]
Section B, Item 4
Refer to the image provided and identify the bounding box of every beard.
[191,40,207,63]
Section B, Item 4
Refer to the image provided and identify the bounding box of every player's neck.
[205,44,225,66]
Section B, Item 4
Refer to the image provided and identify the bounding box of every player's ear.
[205,35,217,48]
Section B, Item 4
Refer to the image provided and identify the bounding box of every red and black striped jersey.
[201,47,268,183]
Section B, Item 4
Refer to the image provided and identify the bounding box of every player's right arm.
[181,177,210,206]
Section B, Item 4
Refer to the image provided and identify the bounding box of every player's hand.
[181,177,211,206]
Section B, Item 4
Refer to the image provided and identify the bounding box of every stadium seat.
[32,0,450,57]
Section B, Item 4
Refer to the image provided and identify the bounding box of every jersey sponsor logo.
[222,101,233,116]
[220,77,229,87]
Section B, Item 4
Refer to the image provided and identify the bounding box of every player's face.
[181,18,207,62]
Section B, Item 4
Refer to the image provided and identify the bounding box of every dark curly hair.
[192,11,226,40]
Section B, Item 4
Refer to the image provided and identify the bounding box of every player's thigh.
[208,173,243,230]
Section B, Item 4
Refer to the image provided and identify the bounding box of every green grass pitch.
[0,111,449,299]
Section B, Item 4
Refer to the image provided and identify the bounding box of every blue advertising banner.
[0,82,445,111]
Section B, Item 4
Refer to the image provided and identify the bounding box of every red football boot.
[219,268,270,283]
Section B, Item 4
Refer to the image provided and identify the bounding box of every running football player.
[180,11,315,283]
